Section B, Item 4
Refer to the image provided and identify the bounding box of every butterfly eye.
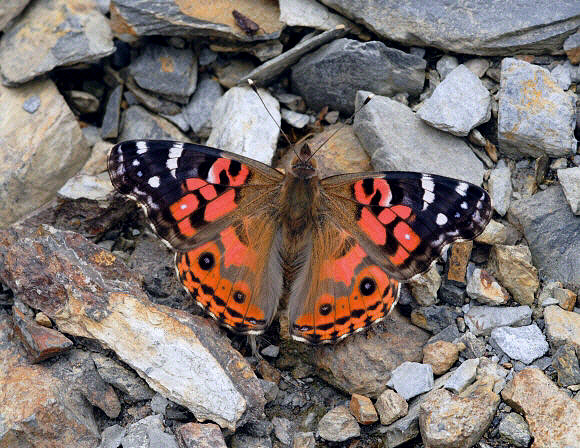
[359,277,376,296]
[198,252,215,270]
[233,291,246,303]
[319,303,332,316]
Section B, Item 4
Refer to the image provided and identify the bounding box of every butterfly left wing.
[288,171,491,344]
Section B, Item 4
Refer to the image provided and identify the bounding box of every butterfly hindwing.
[108,140,283,250]
[320,171,492,280]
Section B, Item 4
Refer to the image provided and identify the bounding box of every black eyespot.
[360,277,376,296]
[233,290,246,303]
[319,303,332,316]
[198,252,215,270]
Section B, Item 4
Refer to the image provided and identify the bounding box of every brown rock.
[317,405,360,442]
[502,368,580,447]
[176,422,227,448]
[544,305,580,353]
[34,311,52,327]
[422,340,459,375]
[12,306,72,362]
[475,219,509,245]
[419,376,500,448]
[489,244,539,305]
[466,268,510,306]
[310,310,430,398]
[553,287,577,311]
[349,393,378,425]
[447,240,473,283]
[375,389,408,425]
[408,265,441,306]
[256,358,282,384]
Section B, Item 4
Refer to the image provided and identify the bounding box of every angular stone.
[0,0,31,31]
[419,377,499,448]
[422,340,459,375]
[354,92,485,185]
[58,172,114,201]
[0,0,114,85]
[552,344,580,387]
[349,393,378,425]
[464,58,490,78]
[292,39,425,114]
[229,434,272,448]
[475,219,517,245]
[558,166,580,215]
[447,240,473,284]
[272,417,293,445]
[564,30,580,64]
[124,76,181,115]
[281,108,310,129]
[101,84,123,140]
[319,0,580,56]
[544,305,580,353]
[497,58,577,159]
[444,358,480,393]
[119,105,190,142]
[408,265,441,306]
[502,368,580,448]
[12,306,73,362]
[67,90,100,114]
[508,186,580,290]
[466,268,509,306]
[456,331,486,359]
[375,389,408,426]
[317,405,360,442]
[292,432,315,448]
[129,44,197,104]
[388,362,434,400]
[418,65,491,136]
[553,286,577,311]
[0,79,89,227]
[488,160,512,216]
[110,0,283,42]
[411,305,460,334]
[207,87,279,165]
[183,75,223,138]
[0,225,265,431]
[279,0,354,30]
[464,305,532,336]
[436,55,459,80]
[490,324,549,364]
[488,245,538,306]
[121,415,179,448]
[498,412,531,448]
[99,425,126,448]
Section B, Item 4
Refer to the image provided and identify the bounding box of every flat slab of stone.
[319,0,580,55]
[509,186,580,290]
[544,305,580,353]
[464,305,532,336]
[279,0,354,30]
[292,39,425,113]
[183,75,223,138]
[557,167,580,215]
[0,79,89,227]
[388,362,434,400]
[417,64,491,136]
[0,0,114,85]
[119,105,190,142]
[354,92,485,185]
[490,324,549,364]
[497,58,577,159]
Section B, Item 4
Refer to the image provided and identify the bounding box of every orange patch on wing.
[378,208,396,225]
[354,179,391,206]
[359,207,386,245]
[391,205,412,220]
[186,178,207,191]
[393,221,420,252]
[389,245,410,266]
[322,243,366,285]
[228,164,250,186]
[204,189,237,222]
[170,193,199,221]
[177,218,196,237]
[220,226,257,268]
[223,281,265,326]
[199,184,218,200]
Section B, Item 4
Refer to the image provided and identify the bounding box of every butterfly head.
[289,144,318,179]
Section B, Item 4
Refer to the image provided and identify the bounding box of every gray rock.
[464,306,532,336]
[319,0,580,56]
[272,416,293,445]
[457,331,487,359]
[124,77,181,115]
[110,0,283,42]
[558,167,580,215]
[98,424,126,448]
[207,87,279,165]
[418,64,491,136]
[292,432,315,448]
[444,358,479,393]
[161,111,190,133]
[292,39,425,114]
[354,92,485,185]
[498,412,532,448]
[129,44,197,104]
[0,79,89,227]
[388,362,434,400]
[317,405,360,442]
[509,186,580,289]
[0,0,30,32]
[551,62,573,90]
[261,345,280,358]
[183,76,223,138]
[497,58,577,159]
[91,353,154,402]
[436,55,459,80]
[464,58,491,78]
[281,108,310,129]
[58,173,114,201]
[552,344,580,387]
[0,0,114,85]
[101,84,123,140]
[230,434,272,448]
[238,26,349,87]
[488,159,512,216]
[119,105,190,142]
[279,0,354,30]
[121,415,178,448]
[199,47,217,66]
[427,324,460,345]
[22,94,40,113]
[375,389,408,425]
[490,324,549,364]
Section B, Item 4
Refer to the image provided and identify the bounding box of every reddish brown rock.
[489,244,539,306]
[447,240,473,283]
[422,340,459,375]
[12,306,72,362]
[349,393,378,425]
[502,368,580,447]
[375,389,408,425]
[176,422,227,448]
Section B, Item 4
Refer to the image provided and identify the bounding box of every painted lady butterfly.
[109,139,491,344]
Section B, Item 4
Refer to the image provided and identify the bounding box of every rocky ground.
[1,1,580,447]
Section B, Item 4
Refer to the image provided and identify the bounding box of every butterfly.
[108,139,492,344]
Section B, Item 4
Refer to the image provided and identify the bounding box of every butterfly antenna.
[305,93,375,163]
[247,79,301,160]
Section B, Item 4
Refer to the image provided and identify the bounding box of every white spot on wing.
[137,171,143,177]
[136,141,148,154]
[422,190,435,210]
[461,201,468,209]
[456,182,468,196]
[421,175,434,192]
[436,213,448,226]
[148,176,160,188]
[167,158,178,170]
[169,142,184,158]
